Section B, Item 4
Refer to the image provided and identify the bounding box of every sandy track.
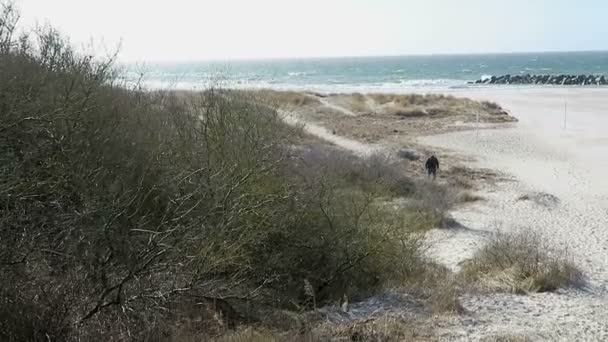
[281,111,378,156]
[317,96,358,116]
[420,88,608,341]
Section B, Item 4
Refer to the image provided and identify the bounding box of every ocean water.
[126,51,608,92]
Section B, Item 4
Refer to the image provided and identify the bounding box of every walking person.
[425,154,439,181]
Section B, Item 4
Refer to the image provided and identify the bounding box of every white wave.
[138,78,475,94]
[287,71,307,77]
[397,78,466,87]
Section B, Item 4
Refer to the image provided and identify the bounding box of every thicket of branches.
[0,3,441,340]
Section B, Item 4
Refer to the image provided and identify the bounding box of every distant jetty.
[473,74,608,85]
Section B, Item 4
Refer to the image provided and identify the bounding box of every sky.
[15,0,608,62]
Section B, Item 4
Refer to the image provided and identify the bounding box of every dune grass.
[482,335,534,342]
[457,191,485,203]
[254,90,516,125]
[367,93,515,122]
[459,232,583,294]
[253,89,320,107]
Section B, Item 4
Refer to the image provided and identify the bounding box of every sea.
[124,51,608,92]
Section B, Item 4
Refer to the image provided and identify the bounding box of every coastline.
[418,87,608,340]
[276,86,608,340]
[141,78,608,94]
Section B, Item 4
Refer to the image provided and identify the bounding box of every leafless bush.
[0,4,437,339]
[411,182,456,228]
[289,144,415,197]
[482,100,502,111]
[397,149,420,161]
[0,3,470,340]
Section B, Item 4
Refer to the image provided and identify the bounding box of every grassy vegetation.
[328,92,370,114]
[212,314,433,342]
[482,335,534,342]
[368,93,515,122]
[252,89,320,107]
[0,3,459,340]
[256,90,516,125]
[460,232,583,294]
[457,191,485,203]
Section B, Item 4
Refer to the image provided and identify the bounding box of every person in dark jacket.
[425,155,439,181]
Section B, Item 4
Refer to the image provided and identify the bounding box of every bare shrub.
[0,12,431,340]
[460,232,584,293]
[392,108,428,118]
[482,100,502,111]
[0,3,465,340]
[411,182,456,228]
[289,144,415,197]
[0,6,302,337]
[312,315,422,342]
[397,149,419,161]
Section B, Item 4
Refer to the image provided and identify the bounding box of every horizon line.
[120,49,608,64]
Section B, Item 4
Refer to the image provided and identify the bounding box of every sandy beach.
[420,87,608,340]
[282,87,608,340]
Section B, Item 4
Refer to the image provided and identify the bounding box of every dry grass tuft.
[213,328,294,342]
[460,232,584,293]
[347,92,369,113]
[516,192,560,208]
[451,176,475,190]
[367,93,517,123]
[410,182,456,229]
[457,191,484,203]
[415,263,464,315]
[446,165,500,190]
[482,334,534,342]
[313,315,427,342]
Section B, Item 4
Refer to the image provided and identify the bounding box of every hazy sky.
[16,0,608,61]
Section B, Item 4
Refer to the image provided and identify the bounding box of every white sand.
[420,87,608,341]
[284,88,608,340]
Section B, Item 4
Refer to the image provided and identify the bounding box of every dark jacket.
[425,156,439,171]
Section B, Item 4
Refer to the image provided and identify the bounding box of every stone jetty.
[474,74,608,85]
